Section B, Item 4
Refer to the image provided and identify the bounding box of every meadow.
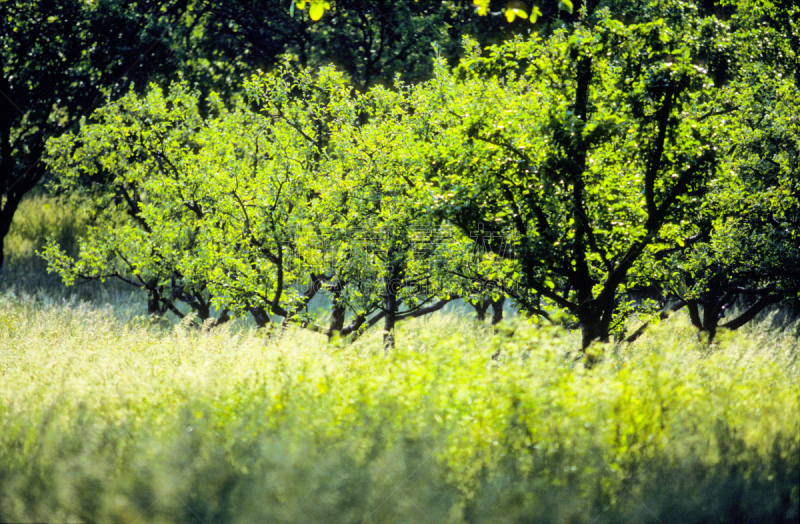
[0,197,798,523]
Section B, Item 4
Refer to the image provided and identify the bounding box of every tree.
[644,3,800,341]
[196,0,479,91]
[43,65,458,342]
[409,10,738,352]
[312,81,462,347]
[0,0,212,270]
[291,0,576,26]
[2,0,465,277]
[43,69,345,327]
[41,0,799,350]
[407,0,800,351]
[43,82,235,323]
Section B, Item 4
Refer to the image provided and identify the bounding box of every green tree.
[196,0,477,91]
[646,3,800,341]
[0,0,206,270]
[43,82,234,322]
[44,64,464,342]
[1,0,519,280]
[412,10,736,352]
[291,0,575,26]
[314,81,463,347]
[43,70,346,327]
[41,0,799,349]
[411,0,800,350]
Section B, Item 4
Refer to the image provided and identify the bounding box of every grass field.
[0,290,798,523]
[0,197,798,523]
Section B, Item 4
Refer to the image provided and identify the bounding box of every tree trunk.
[216,309,231,325]
[383,260,402,351]
[472,296,504,324]
[576,297,613,368]
[383,307,396,351]
[249,306,271,328]
[720,294,783,331]
[702,301,720,343]
[147,286,162,316]
[580,320,607,351]
[490,296,505,325]
[687,300,703,330]
[0,225,8,270]
[579,319,608,368]
[472,298,490,322]
[575,297,611,348]
[327,286,346,342]
[0,194,23,270]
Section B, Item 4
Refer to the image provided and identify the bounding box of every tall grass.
[0,290,797,523]
[1,194,143,307]
[3,193,89,262]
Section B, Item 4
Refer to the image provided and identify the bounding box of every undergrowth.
[0,291,797,523]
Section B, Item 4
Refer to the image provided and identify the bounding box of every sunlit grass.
[1,290,797,523]
[1,194,139,304]
[3,194,88,264]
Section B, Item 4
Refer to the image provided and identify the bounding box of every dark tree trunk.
[702,301,721,343]
[327,284,346,342]
[490,296,505,325]
[383,307,396,351]
[720,294,783,331]
[687,300,703,330]
[579,319,608,368]
[0,191,26,271]
[382,260,402,351]
[472,296,504,324]
[575,296,613,368]
[0,218,11,269]
[0,62,14,271]
[0,60,46,271]
[195,299,211,322]
[249,306,271,328]
[216,310,231,325]
[580,320,607,351]
[687,289,783,344]
[147,286,162,316]
[472,298,490,322]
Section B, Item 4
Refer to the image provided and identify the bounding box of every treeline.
[1,0,506,265]
[3,1,799,353]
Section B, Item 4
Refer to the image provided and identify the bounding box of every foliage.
[43,68,462,341]
[36,0,799,349]
[313,80,470,346]
[410,12,733,349]
[2,0,491,281]
[0,292,797,522]
[193,0,503,91]
[0,0,206,269]
[43,74,333,325]
[638,0,800,340]
[293,0,571,24]
[371,0,799,349]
